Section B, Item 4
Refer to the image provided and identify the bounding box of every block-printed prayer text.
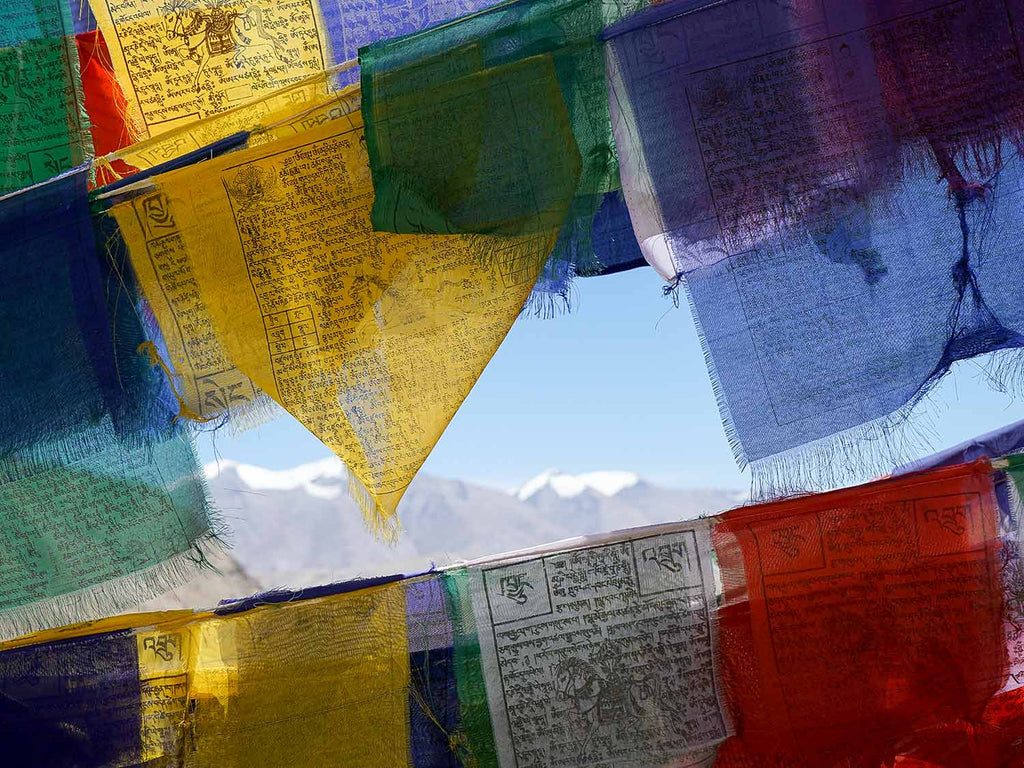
[471,526,729,768]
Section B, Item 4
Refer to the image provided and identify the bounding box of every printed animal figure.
[554,646,660,756]
[163,0,294,89]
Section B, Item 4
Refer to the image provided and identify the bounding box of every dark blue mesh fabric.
[590,189,646,276]
[0,630,142,766]
[407,577,461,767]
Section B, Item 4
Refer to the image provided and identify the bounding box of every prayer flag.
[407,576,463,767]
[1,0,91,194]
[713,460,1005,765]
[110,76,568,535]
[0,629,144,765]
[186,581,411,766]
[0,578,418,766]
[360,0,647,289]
[466,522,731,767]
[89,0,332,140]
[443,568,501,766]
[605,0,1024,495]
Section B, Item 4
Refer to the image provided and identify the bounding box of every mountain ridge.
[203,458,744,591]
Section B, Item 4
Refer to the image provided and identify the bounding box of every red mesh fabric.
[76,30,135,186]
[713,461,1006,767]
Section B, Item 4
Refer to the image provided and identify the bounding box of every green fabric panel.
[0,423,215,611]
[0,0,90,195]
[443,568,498,768]
[364,52,581,239]
[360,0,646,275]
[1006,454,1024,500]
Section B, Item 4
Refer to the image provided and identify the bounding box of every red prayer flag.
[76,29,136,186]
[713,461,1006,767]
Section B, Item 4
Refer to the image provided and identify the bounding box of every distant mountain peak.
[514,469,640,501]
[204,457,346,500]
[198,458,740,591]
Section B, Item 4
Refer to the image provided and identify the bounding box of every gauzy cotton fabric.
[0,576,455,766]
[1,0,91,194]
[359,0,648,294]
[604,0,1024,495]
[0,462,1022,767]
[406,576,462,767]
[0,167,218,637]
[713,460,1006,766]
[100,73,362,429]
[109,80,567,536]
[0,629,143,767]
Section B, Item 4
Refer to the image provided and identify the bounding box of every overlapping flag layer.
[6,455,1024,767]
[4,2,1024,758]
[605,0,1024,496]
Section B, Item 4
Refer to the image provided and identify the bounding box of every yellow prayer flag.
[91,0,333,140]
[112,56,575,534]
[112,68,360,172]
[0,609,195,651]
[108,78,361,424]
[184,582,410,767]
[137,624,194,761]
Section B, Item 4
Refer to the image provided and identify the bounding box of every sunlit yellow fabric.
[112,68,359,172]
[112,56,572,534]
[4,582,412,764]
[91,0,332,140]
[6,581,413,765]
[185,583,410,767]
[108,79,361,423]
[0,609,195,651]
[137,623,195,762]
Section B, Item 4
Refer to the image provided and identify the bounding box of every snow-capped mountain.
[137,459,744,609]
[513,469,640,500]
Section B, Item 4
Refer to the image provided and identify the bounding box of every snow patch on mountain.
[515,469,640,501]
[193,458,741,592]
[204,457,346,500]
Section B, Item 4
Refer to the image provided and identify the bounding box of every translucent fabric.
[359,0,648,287]
[1,0,91,194]
[185,581,411,767]
[713,460,1006,766]
[108,83,565,536]
[442,568,500,767]
[465,521,730,767]
[406,576,462,767]
[319,0,504,86]
[1,465,1022,767]
[0,167,218,637]
[0,629,144,766]
[76,28,136,186]
[98,73,361,428]
[605,0,1024,495]
[0,577,448,766]
[89,0,332,140]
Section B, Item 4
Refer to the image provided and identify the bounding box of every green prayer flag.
[0,0,91,195]
[360,0,646,276]
[443,569,499,767]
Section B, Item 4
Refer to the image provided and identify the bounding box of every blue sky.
[197,266,1024,491]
